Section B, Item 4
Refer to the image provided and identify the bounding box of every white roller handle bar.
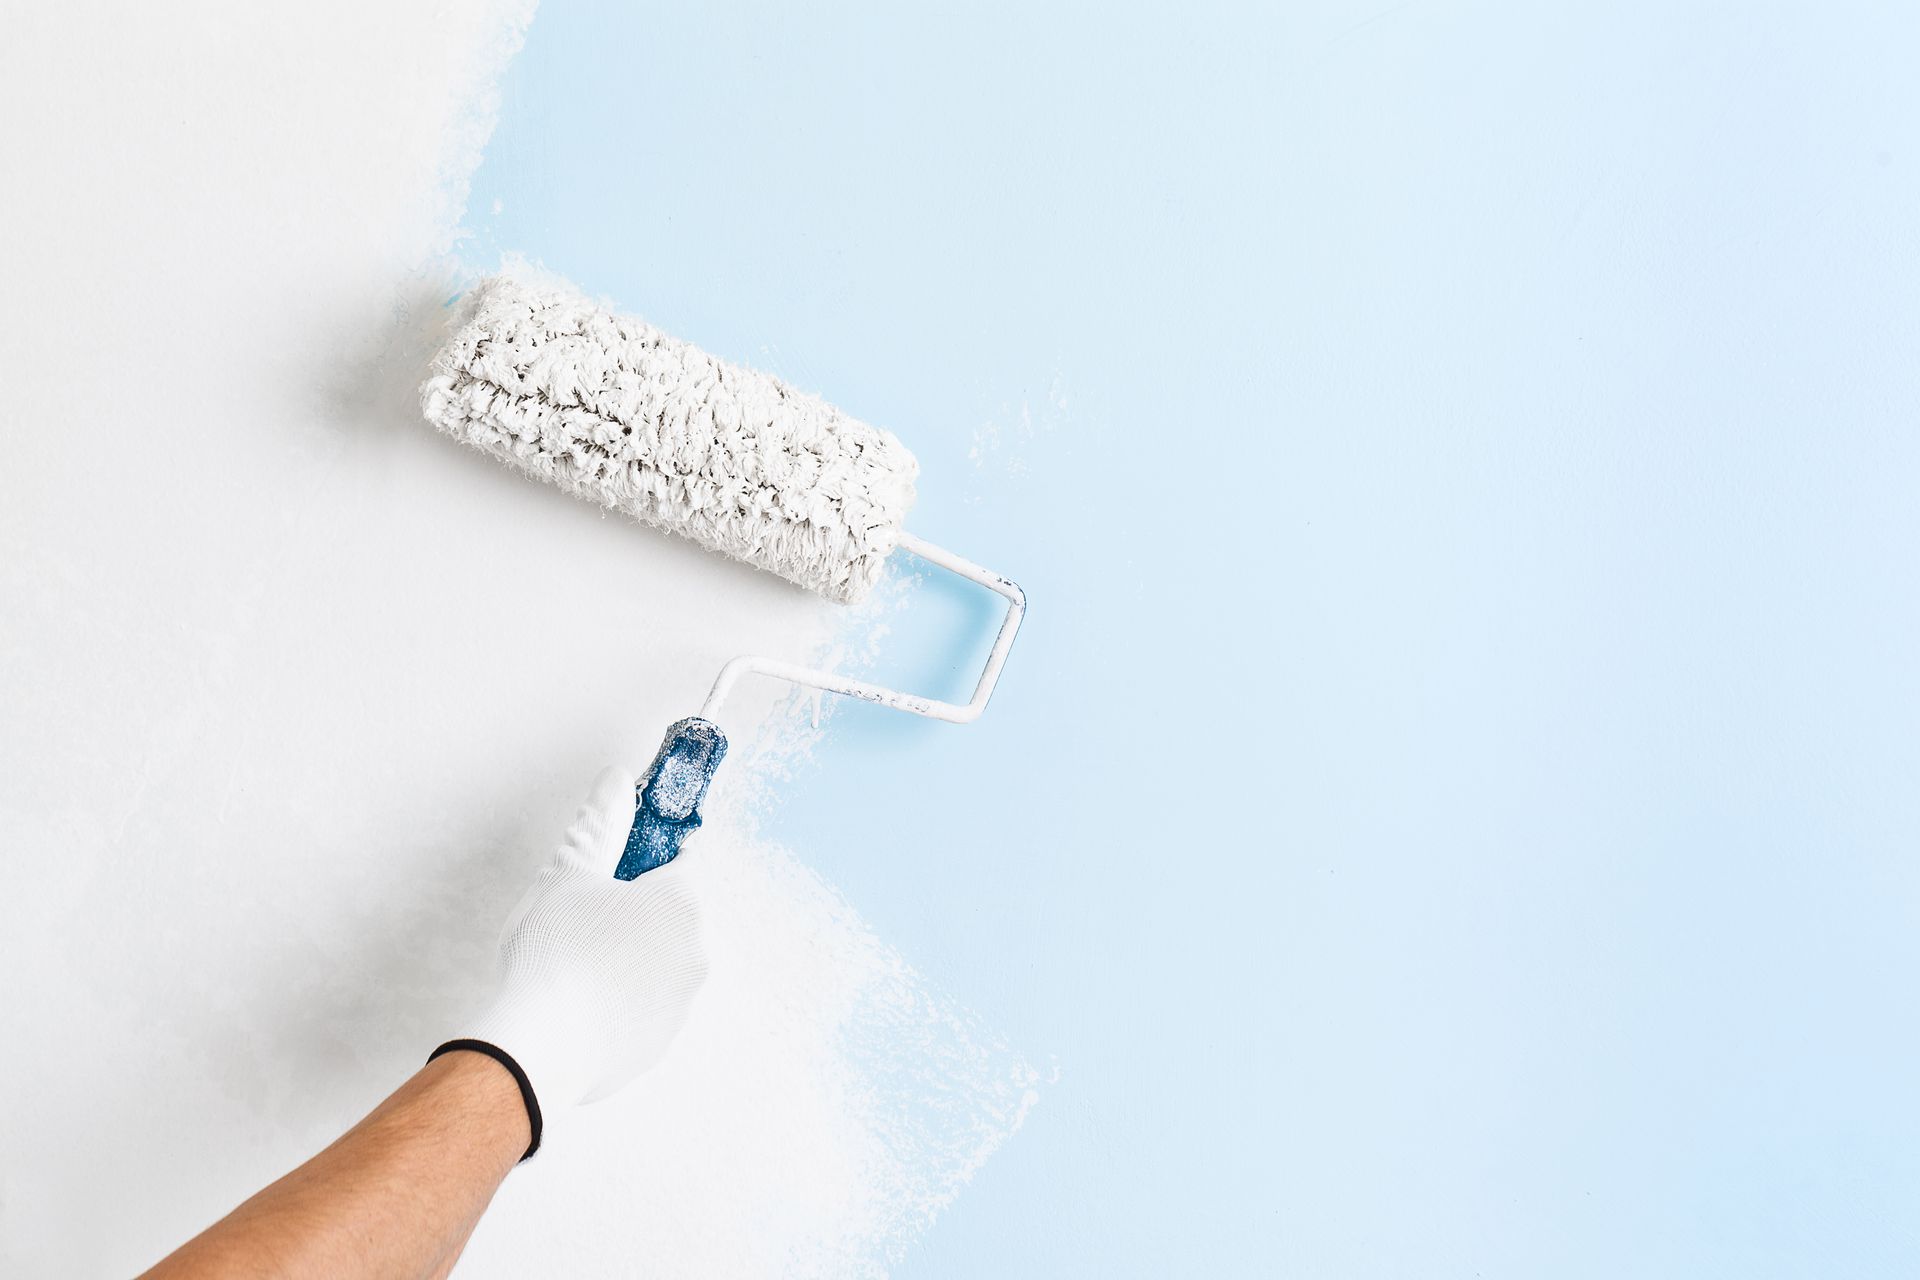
[699,532,1026,725]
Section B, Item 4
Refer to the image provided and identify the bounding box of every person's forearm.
[141,1050,529,1280]
[141,766,706,1276]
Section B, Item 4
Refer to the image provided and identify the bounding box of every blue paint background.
[466,4,1920,1274]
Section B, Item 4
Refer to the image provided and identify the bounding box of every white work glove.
[434,765,709,1158]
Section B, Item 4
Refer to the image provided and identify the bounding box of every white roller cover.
[421,276,919,603]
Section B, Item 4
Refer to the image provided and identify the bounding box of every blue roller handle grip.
[615,717,729,879]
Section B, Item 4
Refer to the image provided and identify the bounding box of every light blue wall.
[466,4,1920,1274]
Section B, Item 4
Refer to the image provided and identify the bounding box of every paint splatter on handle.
[615,717,728,878]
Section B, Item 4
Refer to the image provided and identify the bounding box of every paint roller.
[421,275,1025,877]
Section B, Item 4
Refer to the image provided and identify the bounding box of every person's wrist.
[426,1041,542,1160]
[452,977,605,1154]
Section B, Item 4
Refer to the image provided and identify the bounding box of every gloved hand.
[433,765,709,1158]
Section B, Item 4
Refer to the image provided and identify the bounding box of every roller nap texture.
[421,276,919,603]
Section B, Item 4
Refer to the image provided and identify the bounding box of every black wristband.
[429,1038,543,1161]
